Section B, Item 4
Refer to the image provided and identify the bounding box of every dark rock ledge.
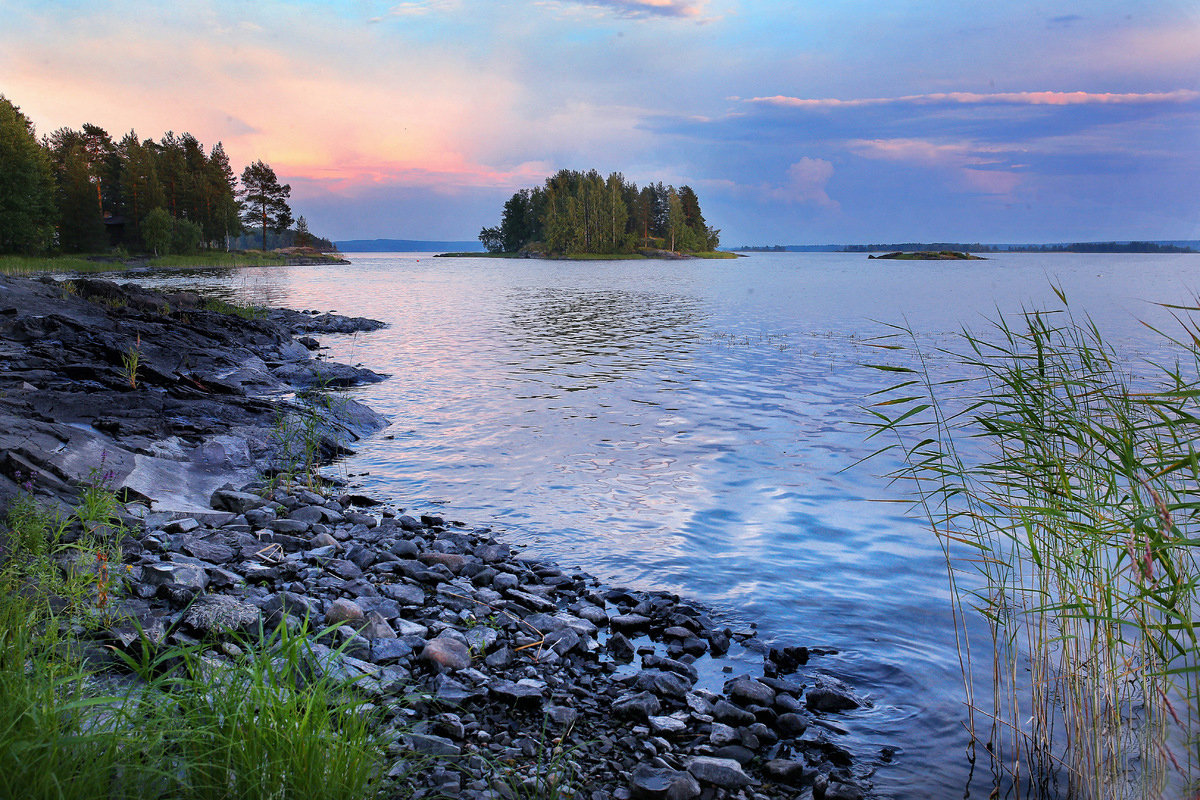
[0,274,882,800]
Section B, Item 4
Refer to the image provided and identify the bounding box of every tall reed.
[862,290,1198,799]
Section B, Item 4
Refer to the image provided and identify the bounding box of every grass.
[861,287,1199,799]
[0,250,330,276]
[0,475,389,800]
[202,297,268,319]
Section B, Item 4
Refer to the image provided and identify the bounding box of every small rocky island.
[867,250,984,260]
[0,274,882,800]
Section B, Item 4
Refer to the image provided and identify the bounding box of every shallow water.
[125,251,1200,796]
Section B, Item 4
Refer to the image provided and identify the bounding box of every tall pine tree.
[239,160,292,251]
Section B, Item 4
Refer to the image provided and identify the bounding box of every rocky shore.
[0,274,879,800]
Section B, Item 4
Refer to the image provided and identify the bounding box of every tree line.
[0,95,305,256]
[479,169,719,255]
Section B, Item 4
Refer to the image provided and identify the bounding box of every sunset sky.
[4,0,1199,245]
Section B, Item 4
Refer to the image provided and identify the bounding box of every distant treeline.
[0,94,326,256]
[738,241,1198,254]
[480,169,720,255]
[1002,241,1197,254]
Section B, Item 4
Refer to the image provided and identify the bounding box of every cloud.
[747,89,1200,110]
[369,0,459,22]
[557,0,709,19]
[849,138,1022,196]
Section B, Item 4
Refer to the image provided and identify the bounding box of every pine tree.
[239,160,292,251]
[0,96,56,253]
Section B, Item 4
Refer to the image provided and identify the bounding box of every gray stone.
[686,756,755,789]
[636,669,692,699]
[606,631,635,661]
[648,714,688,735]
[489,678,545,708]
[727,675,776,707]
[612,691,661,721]
[268,518,309,534]
[708,722,738,746]
[610,613,651,633]
[491,572,518,591]
[763,759,807,785]
[210,488,268,514]
[630,764,701,800]
[140,562,209,593]
[806,675,863,712]
[712,700,755,727]
[380,582,425,606]
[361,611,395,639]
[324,558,363,580]
[775,712,809,737]
[370,638,414,664]
[403,732,460,757]
[162,517,200,534]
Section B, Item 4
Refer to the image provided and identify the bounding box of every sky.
[3,0,1199,245]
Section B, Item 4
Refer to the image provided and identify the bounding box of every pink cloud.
[849,138,1022,197]
[748,89,1200,109]
[562,0,709,18]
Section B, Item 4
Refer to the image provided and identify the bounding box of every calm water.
[127,251,1200,797]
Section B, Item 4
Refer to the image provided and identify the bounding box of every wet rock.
[775,711,810,738]
[806,675,864,712]
[711,700,755,727]
[635,669,692,699]
[764,758,808,785]
[686,756,755,789]
[726,675,776,707]
[610,613,651,633]
[607,632,636,661]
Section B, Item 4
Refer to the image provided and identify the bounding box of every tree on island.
[239,160,292,251]
[481,169,719,256]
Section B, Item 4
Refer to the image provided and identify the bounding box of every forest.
[479,169,720,256]
[0,95,325,256]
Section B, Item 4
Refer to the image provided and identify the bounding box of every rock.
[403,732,461,757]
[422,635,472,672]
[686,756,755,789]
[183,593,261,635]
[379,582,425,606]
[726,676,775,707]
[612,691,661,721]
[489,678,545,708]
[162,517,200,534]
[775,711,810,737]
[630,764,701,800]
[361,611,395,639]
[822,779,866,800]
[708,722,738,746]
[325,598,366,627]
[370,638,414,664]
[806,675,864,712]
[711,700,755,727]
[648,714,688,736]
[323,558,363,580]
[210,487,268,514]
[635,669,692,699]
[140,562,209,593]
[606,632,635,661]
[764,758,808,785]
[610,613,651,633]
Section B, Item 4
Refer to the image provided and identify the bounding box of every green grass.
[0,485,388,800]
[0,255,125,275]
[690,250,739,259]
[201,297,268,319]
[147,251,290,268]
[861,286,1199,799]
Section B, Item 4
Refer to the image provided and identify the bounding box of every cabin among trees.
[480,169,720,256]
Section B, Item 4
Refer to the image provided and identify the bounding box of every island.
[868,250,985,260]
[468,169,734,259]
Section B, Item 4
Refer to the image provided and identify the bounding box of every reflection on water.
[505,287,703,392]
[123,251,1200,799]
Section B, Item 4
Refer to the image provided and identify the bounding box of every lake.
[126,250,1200,797]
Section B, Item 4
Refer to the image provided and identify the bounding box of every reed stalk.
[861,289,1199,799]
